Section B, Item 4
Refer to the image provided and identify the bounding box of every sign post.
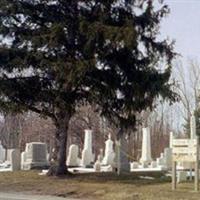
[195,137,199,191]
[172,161,176,190]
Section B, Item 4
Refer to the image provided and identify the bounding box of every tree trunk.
[116,128,130,175]
[48,110,71,176]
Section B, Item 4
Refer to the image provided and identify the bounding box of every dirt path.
[0,192,79,200]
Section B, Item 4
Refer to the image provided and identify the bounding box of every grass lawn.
[0,171,199,200]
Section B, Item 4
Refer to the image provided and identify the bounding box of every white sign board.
[172,138,199,191]
[172,139,197,162]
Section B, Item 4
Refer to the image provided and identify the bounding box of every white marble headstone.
[169,131,173,148]
[0,141,5,163]
[177,171,187,183]
[81,129,94,166]
[67,144,79,167]
[163,148,172,169]
[94,155,101,172]
[102,134,115,166]
[131,162,139,169]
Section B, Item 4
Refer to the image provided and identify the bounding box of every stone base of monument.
[66,165,114,174]
[0,168,12,172]
[0,162,11,172]
[131,166,167,172]
[130,161,167,172]
[67,165,80,168]
[22,162,49,170]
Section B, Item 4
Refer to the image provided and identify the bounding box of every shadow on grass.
[0,170,171,188]
[55,171,171,186]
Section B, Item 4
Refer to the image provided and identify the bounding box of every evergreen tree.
[185,108,200,137]
[196,109,200,136]
[0,0,177,175]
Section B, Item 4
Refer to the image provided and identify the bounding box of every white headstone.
[169,131,174,148]
[155,148,172,169]
[190,112,197,139]
[21,151,26,170]
[102,134,115,166]
[163,148,172,169]
[150,161,157,168]
[94,155,101,172]
[130,162,139,169]
[6,149,13,162]
[22,142,49,170]
[47,153,50,162]
[103,165,113,172]
[81,129,94,166]
[67,144,79,167]
[156,157,164,166]
[10,149,21,171]
[177,171,187,183]
[0,141,5,163]
[160,153,164,159]
[140,127,152,165]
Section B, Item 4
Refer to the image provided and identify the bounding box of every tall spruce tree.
[184,110,200,137]
[0,0,177,175]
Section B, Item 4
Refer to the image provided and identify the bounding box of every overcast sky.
[158,0,200,131]
[161,0,200,61]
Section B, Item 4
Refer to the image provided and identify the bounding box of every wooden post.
[195,137,199,191]
[189,163,193,181]
[172,161,176,190]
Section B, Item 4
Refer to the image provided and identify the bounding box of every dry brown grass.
[0,171,199,200]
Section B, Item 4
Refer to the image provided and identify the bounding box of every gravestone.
[21,151,26,170]
[102,134,115,166]
[150,161,157,168]
[140,127,152,165]
[156,148,172,169]
[81,129,94,166]
[0,141,5,163]
[163,148,172,169]
[130,162,139,169]
[94,155,101,172]
[6,149,14,162]
[10,149,21,171]
[103,165,113,172]
[177,171,187,183]
[169,131,174,148]
[67,144,79,167]
[156,157,164,166]
[22,142,49,170]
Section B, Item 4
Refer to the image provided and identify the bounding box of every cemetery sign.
[172,138,199,191]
